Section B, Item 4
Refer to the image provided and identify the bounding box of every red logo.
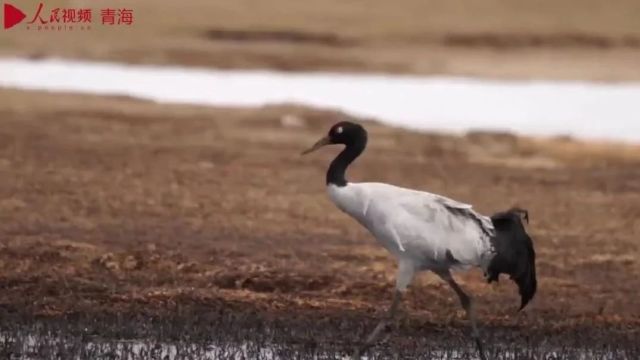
[4,3,26,29]
[3,2,134,31]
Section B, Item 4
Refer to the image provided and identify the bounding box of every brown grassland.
[0,89,639,356]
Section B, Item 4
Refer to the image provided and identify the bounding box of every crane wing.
[331,182,495,265]
[388,188,494,237]
[432,195,495,237]
[377,187,496,265]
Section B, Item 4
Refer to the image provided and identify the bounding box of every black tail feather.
[487,207,537,311]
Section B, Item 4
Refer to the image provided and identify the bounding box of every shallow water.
[0,311,636,360]
[1,58,640,142]
[1,331,637,360]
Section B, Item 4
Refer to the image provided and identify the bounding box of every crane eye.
[336,126,343,134]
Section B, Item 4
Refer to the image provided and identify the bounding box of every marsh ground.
[0,89,639,358]
[1,0,640,357]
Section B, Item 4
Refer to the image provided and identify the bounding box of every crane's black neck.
[326,132,367,187]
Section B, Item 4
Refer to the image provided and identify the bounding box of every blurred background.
[2,0,640,79]
[0,1,639,359]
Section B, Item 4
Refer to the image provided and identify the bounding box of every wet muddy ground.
[0,89,639,358]
[1,311,639,359]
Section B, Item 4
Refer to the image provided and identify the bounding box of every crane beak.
[301,136,331,155]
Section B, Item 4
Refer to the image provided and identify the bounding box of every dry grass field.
[0,89,639,357]
[1,0,640,79]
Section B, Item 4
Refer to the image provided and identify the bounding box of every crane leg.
[352,261,415,359]
[352,290,402,358]
[439,271,487,360]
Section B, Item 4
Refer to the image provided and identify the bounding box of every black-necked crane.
[302,121,537,359]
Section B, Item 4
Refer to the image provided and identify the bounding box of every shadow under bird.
[302,121,537,359]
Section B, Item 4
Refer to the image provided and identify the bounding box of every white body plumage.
[327,182,496,290]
